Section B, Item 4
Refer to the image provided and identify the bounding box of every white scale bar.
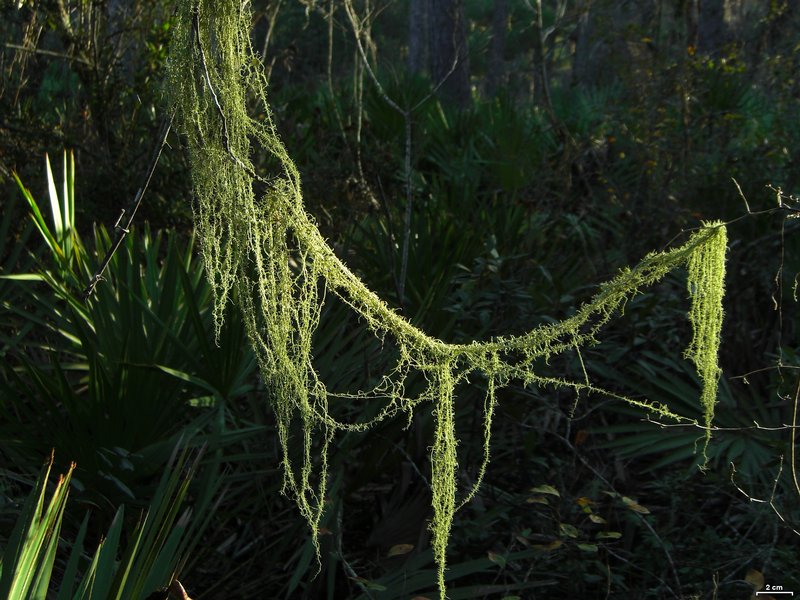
[756,593,794,596]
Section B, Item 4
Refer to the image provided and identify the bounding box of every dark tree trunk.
[408,0,429,74]
[484,0,507,97]
[685,0,699,50]
[697,0,726,54]
[571,0,650,88]
[430,0,471,109]
[571,0,598,87]
[766,0,797,52]
[532,0,548,106]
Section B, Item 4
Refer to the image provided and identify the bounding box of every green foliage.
[1,455,70,599]
[1,152,258,526]
[0,448,209,599]
[12,152,78,277]
[0,0,189,228]
[352,546,558,600]
[0,205,34,357]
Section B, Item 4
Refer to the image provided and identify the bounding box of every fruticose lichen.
[164,2,727,597]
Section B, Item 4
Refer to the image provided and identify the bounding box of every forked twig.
[81,115,173,301]
[342,0,460,307]
[729,459,800,536]
[4,42,93,65]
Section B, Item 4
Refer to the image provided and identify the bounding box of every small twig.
[259,0,283,69]
[376,433,431,490]
[790,378,800,500]
[81,115,173,301]
[659,180,800,252]
[3,42,93,65]
[732,178,753,214]
[325,0,354,161]
[643,414,799,432]
[192,10,233,164]
[729,460,800,536]
[730,364,800,381]
[376,177,401,299]
[397,114,413,308]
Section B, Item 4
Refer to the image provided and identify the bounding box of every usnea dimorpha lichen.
[165,1,727,596]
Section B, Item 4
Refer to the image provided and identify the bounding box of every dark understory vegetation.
[1,1,798,598]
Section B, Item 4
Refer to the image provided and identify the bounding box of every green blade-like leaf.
[12,172,64,261]
[0,274,46,281]
[45,153,64,240]
[2,458,53,598]
[91,506,125,599]
[62,151,70,235]
[0,456,73,600]
[29,465,74,599]
[152,364,221,396]
[56,512,90,600]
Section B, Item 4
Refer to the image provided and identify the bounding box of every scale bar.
[756,593,793,596]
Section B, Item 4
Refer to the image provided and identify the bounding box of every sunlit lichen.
[685,222,727,461]
[165,2,727,597]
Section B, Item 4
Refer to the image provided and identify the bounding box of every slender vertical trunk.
[685,0,699,50]
[430,0,471,109]
[698,0,726,54]
[484,0,507,97]
[532,0,550,107]
[571,0,594,87]
[408,0,429,74]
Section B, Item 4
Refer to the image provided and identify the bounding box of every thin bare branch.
[81,115,173,301]
[3,43,92,65]
[730,460,800,536]
[791,379,800,499]
[341,0,460,307]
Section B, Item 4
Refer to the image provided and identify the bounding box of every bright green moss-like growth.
[165,2,727,596]
[685,222,727,460]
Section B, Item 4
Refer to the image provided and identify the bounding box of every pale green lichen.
[165,2,728,597]
[685,222,727,461]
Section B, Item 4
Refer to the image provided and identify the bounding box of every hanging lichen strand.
[685,223,727,459]
[165,1,727,597]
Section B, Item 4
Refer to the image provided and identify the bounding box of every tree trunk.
[685,0,699,50]
[484,0,507,97]
[766,0,797,53]
[697,0,726,54]
[531,0,548,107]
[430,0,471,109]
[408,0,429,74]
[571,0,597,87]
